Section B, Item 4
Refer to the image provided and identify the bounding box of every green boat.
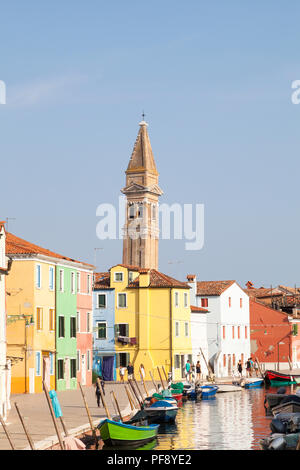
[98,419,159,447]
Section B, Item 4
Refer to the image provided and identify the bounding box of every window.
[58,316,65,338]
[152,204,156,220]
[118,293,127,308]
[76,311,80,332]
[245,326,248,339]
[87,274,91,294]
[238,326,240,339]
[137,204,143,218]
[70,359,77,379]
[77,272,81,293]
[185,322,189,336]
[70,317,76,338]
[87,312,91,332]
[116,352,130,368]
[201,298,208,308]
[222,326,226,339]
[77,350,80,371]
[49,266,54,291]
[71,272,75,294]
[232,326,235,339]
[233,354,236,367]
[128,272,134,283]
[174,292,179,307]
[97,294,106,308]
[229,297,231,308]
[240,298,243,308]
[115,324,129,337]
[49,309,55,331]
[175,321,180,337]
[35,352,41,376]
[59,269,64,292]
[129,204,135,219]
[50,353,54,375]
[114,272,123,282]
[184,293,188,308]
[223,354,226,367]
[36,264,41,288]
[97,322,107,339]
[57,359,64,380]
[36,308,43,330]
[175,355,180,369]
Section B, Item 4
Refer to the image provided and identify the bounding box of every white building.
[188,276,250,378]
[0,222,11,419]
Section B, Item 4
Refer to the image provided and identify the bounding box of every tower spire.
[121,120,163,270]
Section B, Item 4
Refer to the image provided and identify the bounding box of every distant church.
[121,119,163,270]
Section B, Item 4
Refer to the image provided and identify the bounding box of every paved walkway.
[0,382,155,450]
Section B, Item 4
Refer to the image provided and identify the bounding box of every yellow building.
[6,233,57,393]
[109,264,192,382]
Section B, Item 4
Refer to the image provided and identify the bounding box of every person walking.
[237,360,243,378]
[196,361,201,382]
[246,358,252,378]
[95,375,105,407]
[253,360,259,377]
[127,362,134,381]
[185,360,191,383]
[119,366,125,383]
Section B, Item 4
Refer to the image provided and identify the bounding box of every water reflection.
[154,388,275,450]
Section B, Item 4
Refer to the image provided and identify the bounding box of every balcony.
[116,336,137,345]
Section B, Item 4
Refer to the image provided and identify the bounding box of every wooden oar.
[96,378,111,420]
[14,402,35,450]
[157,366,165,390]
[0,413,15,450]
[42,380,64,450]
[129,380,143,408]
[140,370,149,397]
[149,370,159,392]
[111,391,123,423]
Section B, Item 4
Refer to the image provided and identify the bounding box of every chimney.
[187,274,196,305]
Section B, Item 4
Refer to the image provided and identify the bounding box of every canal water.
[148,385,294,451]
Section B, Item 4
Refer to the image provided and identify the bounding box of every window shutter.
[125,324,129,337]
[116,354,120,368]
[126,353,130,367]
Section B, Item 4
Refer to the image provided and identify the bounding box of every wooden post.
[288,356,293,371]
[14,402,35,450]
[157,366,165,390]
[111,391,123,423]
[129,380,143,408]
[162,365,168,384]
[125,385,135,411]
[133,377,145,401]
[0,413,15,450]
[96,378,111,420]
[255,357,264,379]
[59,417,69,437]
[78,382,98,446]
[200,347,213,381]
[42,380,64,450]
[141,375,149,397]
[149,370,159,392]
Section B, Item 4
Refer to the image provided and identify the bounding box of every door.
[81,355,86,386]
[180,355,185,379]
[43,356,50,390]
[29,368,35,394]
[228,354,232,375]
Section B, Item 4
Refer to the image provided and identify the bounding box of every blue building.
[92,272,116,381]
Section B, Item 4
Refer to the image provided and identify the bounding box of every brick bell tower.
[121,119,163,270]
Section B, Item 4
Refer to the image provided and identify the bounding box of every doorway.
[81,354,86,386]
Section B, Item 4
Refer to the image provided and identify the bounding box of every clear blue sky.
[1,1,300,287]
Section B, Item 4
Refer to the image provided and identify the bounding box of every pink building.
[76,269,93,386]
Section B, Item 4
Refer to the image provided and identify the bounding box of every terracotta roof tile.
[197,280,235,296]
[128,269,189,289]
[94,272,111,289]
[190,305,208,313]
[6,232,94,268]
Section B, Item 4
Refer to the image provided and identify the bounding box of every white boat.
[216,384,242,393]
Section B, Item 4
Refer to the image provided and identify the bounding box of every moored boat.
[201,385,218,399]
[264,370,300,384]
[244,378,264,389]
[98,418,159,447]
[216,384,242,393]
[143,400,178,423]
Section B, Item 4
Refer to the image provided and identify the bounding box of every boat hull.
[264,370,300,384]
[98,419,159,447]
[244,379,264,389]
[144,408,178,423]
[201,385,218,398]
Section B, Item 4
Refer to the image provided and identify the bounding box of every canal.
[147,385,293,450]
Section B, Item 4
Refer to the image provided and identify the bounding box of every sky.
[1,0,300,287]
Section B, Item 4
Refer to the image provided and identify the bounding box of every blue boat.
[244,378,264,389]
[143,400,178,423]
[201,385,218,399]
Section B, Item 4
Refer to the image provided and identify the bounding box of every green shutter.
[126,353,130,367]
[126,324,129,337]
